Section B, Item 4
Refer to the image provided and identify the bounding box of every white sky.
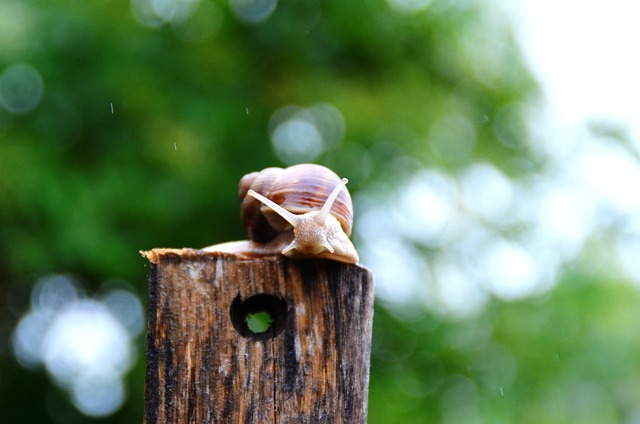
[517,0,640,141]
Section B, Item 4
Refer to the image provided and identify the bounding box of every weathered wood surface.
[142,248,375,424]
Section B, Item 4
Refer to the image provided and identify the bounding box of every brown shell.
[239,164,354,243]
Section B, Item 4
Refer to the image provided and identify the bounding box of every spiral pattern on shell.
[239,164,354,243]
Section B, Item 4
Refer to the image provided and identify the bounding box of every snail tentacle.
[247,189,301,227]
[317,178,348,224]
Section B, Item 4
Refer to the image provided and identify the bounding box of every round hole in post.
[230,294,288,340]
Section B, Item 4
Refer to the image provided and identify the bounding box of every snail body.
[203,164,359,264]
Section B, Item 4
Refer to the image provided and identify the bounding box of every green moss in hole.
[245,311,274,333]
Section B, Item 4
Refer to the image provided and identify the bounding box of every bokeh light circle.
[0,63,44,114]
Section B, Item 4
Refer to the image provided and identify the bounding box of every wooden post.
[142,248,375,424]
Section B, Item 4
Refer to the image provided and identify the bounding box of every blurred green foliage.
[1,0,639,423]
[370,273,640,423]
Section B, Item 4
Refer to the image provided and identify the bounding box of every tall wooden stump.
[142,248,375,424]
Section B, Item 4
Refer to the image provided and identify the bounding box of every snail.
[203,164,359,264]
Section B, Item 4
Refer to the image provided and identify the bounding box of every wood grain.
[142,249,375,424]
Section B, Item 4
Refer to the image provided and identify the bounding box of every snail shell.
[204,164,359,264]
[240,164,353,242]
